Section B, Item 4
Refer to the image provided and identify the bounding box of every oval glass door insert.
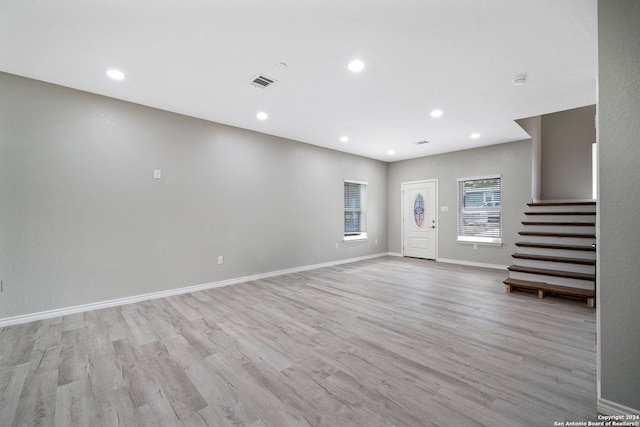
[414,193,425,228]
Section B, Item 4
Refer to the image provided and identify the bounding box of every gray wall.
[388,141,532,267]
[0,72,388,319]
[598,0,640,412]
[541,105,596,200]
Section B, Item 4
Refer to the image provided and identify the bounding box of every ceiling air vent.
[250,74,278,88]
[414,140,430,145]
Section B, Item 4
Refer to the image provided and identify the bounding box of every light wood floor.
[0,257,596,426]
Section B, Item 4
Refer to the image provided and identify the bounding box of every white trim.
[597,397,640,416]
[344,180,367,238]
[437,258,508,270]
[400,179,438,258]
[456,236,503,246]
[457,175,502,243]
[596,76,602,407]
[387,252,403,257]
[343,233,368,242]
[456,174,502,183]
[343,179,367,185]
[0,253,388,328]
[592,143,598,200]
[401,179,437,185]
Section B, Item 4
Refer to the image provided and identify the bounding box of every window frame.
[456,175,502,246]
[343,179,368,242]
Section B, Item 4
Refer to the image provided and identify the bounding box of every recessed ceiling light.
[348,59,365,73]
[430,109,443,118]
[106,69,125,80]
[470,133,481,139]
[256,112,268,120]
[340,136,349,143]
[387,150,395,155]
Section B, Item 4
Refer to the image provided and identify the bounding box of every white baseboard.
[437,258,508,270]
[387,252,403,257]
[598,397,640,416]
[0,252,388,328]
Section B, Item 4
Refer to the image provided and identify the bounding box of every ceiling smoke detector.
[512,75,527,86]
[250,74,278,88]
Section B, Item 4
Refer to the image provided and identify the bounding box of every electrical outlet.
[375,238,378,244]
[473,244,478,250]
[335,243,339,249]
[217,256,224,265]
[154,169,161,179]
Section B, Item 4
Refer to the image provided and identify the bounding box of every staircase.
[504,201,596,307]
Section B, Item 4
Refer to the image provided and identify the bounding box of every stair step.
[503,278,595,297]
[513,244,596,260]
[526,202,596,214]
[516,233,596,246]
[521,221,595,227]
[515,242,596,252]
[507,265,595,281]
[523,214,596,224]
[519,231,596,238]
[511,259,594,275]
[503,278,595,307]
[525,211,595,216]
[521,224,595,235]
[512,253,595,265]
[510,202,597,306]
[528,201,596,207]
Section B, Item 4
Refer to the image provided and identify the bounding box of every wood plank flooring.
[0,257,597,426]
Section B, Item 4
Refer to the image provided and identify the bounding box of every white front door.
[403,181,437,259]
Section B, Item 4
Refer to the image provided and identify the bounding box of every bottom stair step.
[503,278,595,307]
[507,265,595,281]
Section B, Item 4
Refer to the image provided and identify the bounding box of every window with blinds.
[344,180,367,240]
[457,176,502,244]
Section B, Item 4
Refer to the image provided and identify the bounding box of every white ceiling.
[0,0,597,162]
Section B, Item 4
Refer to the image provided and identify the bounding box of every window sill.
[344,233,368,242]
[457,236,502,246]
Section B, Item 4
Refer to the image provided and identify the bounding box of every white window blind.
[344,180,367,240]
[457,177,502,244]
